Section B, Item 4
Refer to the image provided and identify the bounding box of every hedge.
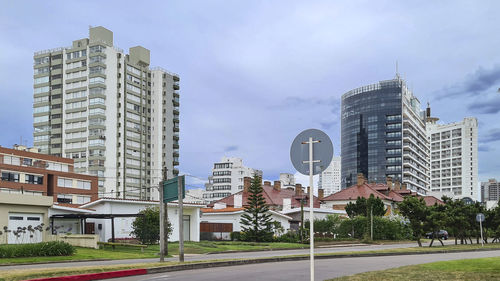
[0,241,75,258]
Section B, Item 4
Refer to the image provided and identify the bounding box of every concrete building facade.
[341,76,429,194]
[318,156,341,196]
[32,26,179,200]
[426,113,478,200]
[481,179,499,203]
[203,157,262,202]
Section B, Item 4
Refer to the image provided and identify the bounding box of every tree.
[399,197,428,247]
[131,206,172,245]
[425,203,447,247]
[240,174,274,242]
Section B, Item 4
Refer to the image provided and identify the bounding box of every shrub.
[274,230,303,243]
[0,241,75,258]
[131,206,172,245]
[337,216,412,240]
[230,231,241,241]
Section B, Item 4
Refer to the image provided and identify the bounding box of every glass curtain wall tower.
[341,76,429,194]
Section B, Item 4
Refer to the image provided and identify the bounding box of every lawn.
[0,241,305,265]
[329,256,500,280]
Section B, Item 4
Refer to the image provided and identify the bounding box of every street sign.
[290,128,333,281]
[290,129,333,175]
[163,175,185,203]
[476,213,485,222]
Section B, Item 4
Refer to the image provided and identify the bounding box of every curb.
[24,247,500,281]
[27,269,148,281]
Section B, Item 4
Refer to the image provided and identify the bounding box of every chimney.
[234,194,242,208]
[264,181,271,186]
[386,177,393,190]
[401,183,407,190]
[318,189,324,200]
[295,184,302,196]
[283,198,291,210]
[394,180,401,190]
[307,186,311,195]
[243,177,251,192]
[273,181,281,191]
[357,173,365,186]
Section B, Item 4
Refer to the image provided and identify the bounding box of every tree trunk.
[417,238,422,247]
[455,237,457,245]
[429,238,434,247]
[477,236,480,244]
[437,238,444,246]
[469,237,473,244]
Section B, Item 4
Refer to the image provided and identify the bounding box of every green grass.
[0,241,305,265]
[329,257,500,280]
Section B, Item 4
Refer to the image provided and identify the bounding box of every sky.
[1,0,500,189]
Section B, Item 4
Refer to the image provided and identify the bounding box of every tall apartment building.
[341,76,429,194]
[318,156,341,196]
[32,26,179,200]
[481,179,499,203]
[0,145,98,205]
[279,173,295,188]
[426,111,478,200]
[203,157,262,202]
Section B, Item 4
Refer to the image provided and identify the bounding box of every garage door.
[8,213,43,244]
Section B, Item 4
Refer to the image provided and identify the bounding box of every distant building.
[481,179,500,202]
[279,173,295,188]
[341,76,429,194]
[32,26,180,200]
[185,188,208,204]
[426,109,478,200]
[318,156,341,196]
[203,157,262,202]
[0,145,98,206]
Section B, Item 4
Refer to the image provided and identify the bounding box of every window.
[25,174,43,185]
[34,135,49,142]
[76,180,91,190]
[89,87,105,95]
[89,45,105,53]
[57,194,72,204]
[34,86,50,94]
[76,195,91,204]
[89,118,105,126]
[34,56,49,65]
[386,114,401,121]
[89,55,105,64]
[2,171,20,182]
[126,65,141,76]
[34,76,49,84]
[89,66,105,75]
[89,77,105,84]
[89,139,105,146]
[89,97,105,105]
[89,108,105,116]
[34,66,49,75]
[57,178,73,188]
[386,132,401,138]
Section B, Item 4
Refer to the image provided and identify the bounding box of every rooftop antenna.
[395,60,399,78]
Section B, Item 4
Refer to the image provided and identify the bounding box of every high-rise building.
[203,157,262,202]
[279,173,295,189]
[426,111,478,200]
[318,156,341,196]
[481,179,499,202]
[32,26,179,200]
[341,76,429,194]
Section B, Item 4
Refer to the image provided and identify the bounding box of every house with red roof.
[322,174,443,215]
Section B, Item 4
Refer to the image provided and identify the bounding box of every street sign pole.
[291,129,333,281]
[480,219,484,247]
[178,175,184,262]
[159,180,165,262]
[308,137,315,281]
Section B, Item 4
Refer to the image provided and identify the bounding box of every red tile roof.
[201,207,245,213]
[322,183,396,201]
[422,196,445,206]
[211,185,321,209]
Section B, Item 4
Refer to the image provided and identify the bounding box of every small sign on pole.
[477,213,485,247]
[290,129,333,281]
[163,176,185,203]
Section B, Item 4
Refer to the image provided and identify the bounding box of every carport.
[50,213,145,243]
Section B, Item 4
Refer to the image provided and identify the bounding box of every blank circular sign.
[476,213,485,222]
[290,129,333,175]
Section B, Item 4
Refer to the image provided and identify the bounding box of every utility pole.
[370,205,373,241]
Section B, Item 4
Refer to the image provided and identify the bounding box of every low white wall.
[47,234,99,249]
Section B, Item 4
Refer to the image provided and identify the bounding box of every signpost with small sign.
[290,129,333,281]
[476,213,485,247]
[160,175,186,262]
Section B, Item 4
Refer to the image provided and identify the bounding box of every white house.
[79,198,204,242]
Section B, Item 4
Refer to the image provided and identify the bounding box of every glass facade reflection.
[341,77,429,194]
[341,78,403,188]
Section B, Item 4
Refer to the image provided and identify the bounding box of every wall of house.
[201,212,291,233]
[86,201,200,242]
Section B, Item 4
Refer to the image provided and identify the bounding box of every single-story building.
[79,198,204,242]
[0,193,53,244]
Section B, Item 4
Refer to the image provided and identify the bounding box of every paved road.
[118,250,500,281]
[0,242,446,271]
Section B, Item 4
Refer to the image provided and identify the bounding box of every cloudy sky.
[1,1,500,188]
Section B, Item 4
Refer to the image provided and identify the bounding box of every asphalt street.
[117,250,500,281]
[0,241,449,271]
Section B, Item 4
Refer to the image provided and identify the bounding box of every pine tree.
[240,174,274,242]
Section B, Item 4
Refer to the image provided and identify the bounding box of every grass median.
[329,256,500,280]
[0,241,305,265]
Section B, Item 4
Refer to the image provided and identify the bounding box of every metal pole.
[178,175,184,262]
[371,205,373,241]
[308,137,314,281]
[480,220,484,247]
[159,181,165,262]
